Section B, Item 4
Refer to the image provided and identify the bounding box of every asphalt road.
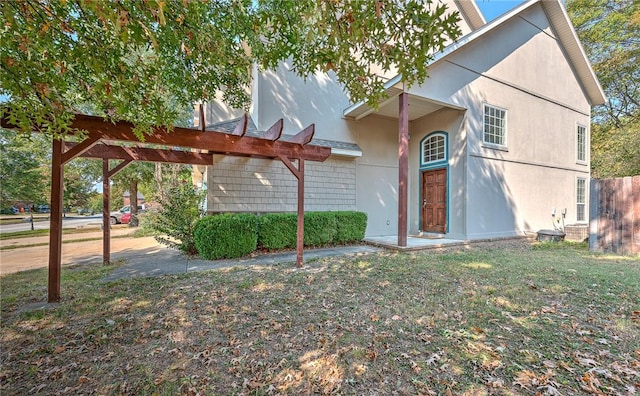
[0,214,105,233]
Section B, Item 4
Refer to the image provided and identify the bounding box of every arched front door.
[419,131,448,234]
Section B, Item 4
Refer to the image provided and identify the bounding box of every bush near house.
[257,213,298,250]
[334,211,368,243]
[194,213,258,260]
[258,211,367,251]
[195,211,367,259]
[302,212,338,247]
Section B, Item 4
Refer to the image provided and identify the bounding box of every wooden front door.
[422,168,447,233]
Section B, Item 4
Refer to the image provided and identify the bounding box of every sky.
[475,0,528,22]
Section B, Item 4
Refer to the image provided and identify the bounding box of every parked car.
[109,205,144,225]
[37,205,50,213]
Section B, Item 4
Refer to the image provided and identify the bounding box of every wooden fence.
[589,176,640,255]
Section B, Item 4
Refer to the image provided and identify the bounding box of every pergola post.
[48,139,64,302]
[279,156,306,267]
[296,159,305,267]
[398,91,409,247]
[102,159,111,263]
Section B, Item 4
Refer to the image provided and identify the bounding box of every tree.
[566,0,640,177]
[1,0,462,138]
[0,129,50,208]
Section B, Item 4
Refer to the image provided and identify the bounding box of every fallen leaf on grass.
[579,371,603,394]
[541,306,557,314]
[513,369,558,390]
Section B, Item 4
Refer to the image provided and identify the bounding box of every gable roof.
[454,0,486,31]
[437,0,605,106]
[344,0,605,119]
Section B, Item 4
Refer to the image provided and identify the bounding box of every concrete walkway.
[0,229,382,279]
[102,244,381,282]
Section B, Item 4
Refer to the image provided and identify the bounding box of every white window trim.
[576,176,588,223]
[421,132,448,166]
[482,103,508,150]
[576,123,588,165]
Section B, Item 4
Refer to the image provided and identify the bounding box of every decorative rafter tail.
[231,113,248,137]
[263,118,284,141]
[199,104,205,132]
[287,124,314,145]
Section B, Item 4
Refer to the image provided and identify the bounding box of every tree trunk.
[130,180,138,215]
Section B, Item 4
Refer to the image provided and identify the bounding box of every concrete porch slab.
[364,235,469,251]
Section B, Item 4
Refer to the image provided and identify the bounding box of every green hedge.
[257,211,367,250]
[334,211,368,243]
[258,213,297,250]
[303,212,337,247]
[194,213,258,259]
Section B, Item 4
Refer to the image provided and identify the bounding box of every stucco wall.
[353,116,400,237]
[466,156,588,238]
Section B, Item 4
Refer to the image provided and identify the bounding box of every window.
[577,178,587,222]
[577,125,587,162]
[483,104,507,147]
[421,133,446,165]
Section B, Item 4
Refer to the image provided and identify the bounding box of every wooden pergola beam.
[64,142,215,165]
[67,114,330,161]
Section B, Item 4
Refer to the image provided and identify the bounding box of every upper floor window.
[577,125,587,163]
[577,177,587,222]
[421,132,447,166]
[483,104,507,147]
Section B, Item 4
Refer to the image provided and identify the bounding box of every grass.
[1,240,638,395]
[0,227,107,241]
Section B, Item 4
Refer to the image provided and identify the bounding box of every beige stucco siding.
[353,116,400,236]
[466,156,588,238]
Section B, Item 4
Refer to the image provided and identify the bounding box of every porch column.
[398,92,409,246]
[48,139,64,302]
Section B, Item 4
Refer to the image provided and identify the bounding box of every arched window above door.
[421,132,447,167]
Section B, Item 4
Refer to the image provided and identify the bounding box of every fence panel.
[589,176,640,255]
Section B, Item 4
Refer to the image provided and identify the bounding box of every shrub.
[303,212,337,247]
[194,213,258,259]
[334,211,367,243]
[258,213,297,250]
[257,211,368,250]
[145,183,205,255]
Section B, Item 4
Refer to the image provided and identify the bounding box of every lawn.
[1,240,638,395]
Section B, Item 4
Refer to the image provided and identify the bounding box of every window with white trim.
[483,104,507,147]
[577,178,587,222]
[577,125,587,162]
[422,133,446,164]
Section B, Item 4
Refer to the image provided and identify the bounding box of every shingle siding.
[208,156,356,213]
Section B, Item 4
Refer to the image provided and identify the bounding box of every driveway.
[0,229,160,275]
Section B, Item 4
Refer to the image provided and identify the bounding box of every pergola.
[2,112,331,302]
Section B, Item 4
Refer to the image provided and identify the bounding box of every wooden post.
[279,156,305,267]
[102,159,110,263]
[297,159,305,267]
[398,91,409,246]
[48,139,64,302]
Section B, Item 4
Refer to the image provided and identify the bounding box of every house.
[122,190,145,208]
[197,0,605,243]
